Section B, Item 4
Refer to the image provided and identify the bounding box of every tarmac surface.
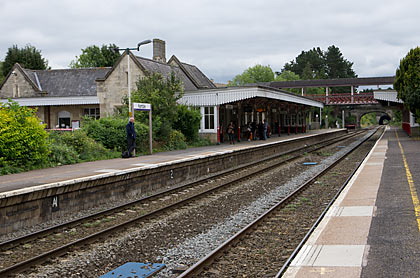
[283,127,420,278]
[0,129,329,195]
[362,128,420,278]
[2,127,419,277]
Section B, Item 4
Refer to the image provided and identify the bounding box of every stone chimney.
[153,39,166,63]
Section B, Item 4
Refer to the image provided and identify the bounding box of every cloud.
[1,0,419,83]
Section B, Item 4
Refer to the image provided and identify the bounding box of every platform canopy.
[0,96,99,106]
[373,90,403,103]
[178,86,324,108]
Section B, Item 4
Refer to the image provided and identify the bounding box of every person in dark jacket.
[251,121,257,140]
[227,121,235,144]
[126,117,136,157]
[258,121,263,140]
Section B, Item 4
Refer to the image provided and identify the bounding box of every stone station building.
[0,39,216,129]
[1,38,324,142]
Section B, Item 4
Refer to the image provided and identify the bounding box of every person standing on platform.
[227,121,235,144]
[263,119,268,140]
[251,121,257,140]
[247,122,252,141]
[258,121,263,140]
[126,117,136,157]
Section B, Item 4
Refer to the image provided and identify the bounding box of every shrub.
[0,100,50,168]
[173,105,201,142]
[48,130,117,162]
[188,137,212,147]
[82,116,150,153]
[165,130,187,150]
[48,138,79,165]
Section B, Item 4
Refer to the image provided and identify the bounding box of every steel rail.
[274,126,385,277]
[177,127,382,278]
[0,130,367,276]
[0,130,363,252]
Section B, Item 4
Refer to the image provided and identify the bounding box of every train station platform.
[1,128,350,235]
[0,129,333,196]
[283,127,420,278]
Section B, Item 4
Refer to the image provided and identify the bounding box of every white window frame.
[84,107,100,119]
[58,110,71,128]
[199,106,217,133]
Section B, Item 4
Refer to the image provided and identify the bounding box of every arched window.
[58,111,71,128]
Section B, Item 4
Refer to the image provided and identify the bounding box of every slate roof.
[24,67,111,97]
[135,56,198,91]
[180,62,216,89]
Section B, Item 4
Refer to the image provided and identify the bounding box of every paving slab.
[283,126,389,278]
[361,128,420,278]
[315,217,372,245]
[0,129,332,194]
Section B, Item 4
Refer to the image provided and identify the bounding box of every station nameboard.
[133,103,151,111]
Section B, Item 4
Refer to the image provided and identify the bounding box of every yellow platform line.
[396,131,420,232]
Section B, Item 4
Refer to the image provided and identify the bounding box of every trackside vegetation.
[0,72,208,175]
[0,101,50,172]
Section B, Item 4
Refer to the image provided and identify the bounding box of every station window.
[84,108,100,119]
[291,114,296,125]
[204,107,215,130]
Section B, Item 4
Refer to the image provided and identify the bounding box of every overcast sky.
[1,0,419,83]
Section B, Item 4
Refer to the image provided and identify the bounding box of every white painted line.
[365,162,383,166]
[291,244,312,266]
[325,206,343,217]
[95,169,121,173]
[0,130,346,200]
[131,163,154,167]
[307,245,323,266]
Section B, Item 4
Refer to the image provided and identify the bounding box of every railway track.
[177,127,383,277]
[0,129,370,276]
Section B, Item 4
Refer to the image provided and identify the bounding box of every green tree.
[283,47,326,79]
[70,44,120,68]
[132,72,184,139]
[273,70,302,95]
[325,45,357,93]
[283,46,356,80]
[360,112,377,127]
[173,105,202,142]
[325,45,356,79]
[2,44,48,76]
[0,61,5,84]
[0,100,50,169]
[229,64,275,86]
[275,70,300,81]
[394,47,420,121]
[282,45,357,94]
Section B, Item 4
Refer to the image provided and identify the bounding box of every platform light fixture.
[113,40,152,118]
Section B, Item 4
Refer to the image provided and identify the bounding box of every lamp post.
[113,40,152,118]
